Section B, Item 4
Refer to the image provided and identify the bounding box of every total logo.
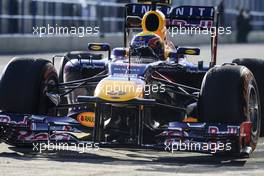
[77,112,95,128]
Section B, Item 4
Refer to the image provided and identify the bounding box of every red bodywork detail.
[208,126,219,134]
[240,121,252,146]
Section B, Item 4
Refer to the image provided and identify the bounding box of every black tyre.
[233,58,264,136]
[0,58,58,115]
[199,65,261,154]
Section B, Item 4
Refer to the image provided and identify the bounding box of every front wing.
[0,112,252,154]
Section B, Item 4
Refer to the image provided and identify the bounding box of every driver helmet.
[131,32,165,60]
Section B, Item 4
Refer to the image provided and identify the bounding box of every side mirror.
[177,47,200,56]
[88,43,111,60]
[113,48,128,58]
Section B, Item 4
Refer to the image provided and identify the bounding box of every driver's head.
[131,32,165,60]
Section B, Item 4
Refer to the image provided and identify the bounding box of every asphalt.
[0,43,264,176]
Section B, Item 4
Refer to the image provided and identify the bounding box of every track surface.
[0,43,264,176]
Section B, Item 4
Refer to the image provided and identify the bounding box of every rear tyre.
[233,58,264,136]
[0,58,58,115]
[199,65,261,155]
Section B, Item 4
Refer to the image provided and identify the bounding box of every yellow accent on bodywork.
[90,45,102,51]
[142,10,166,40]
[185,49,197,55]
[183,117,198,123]
[94,78,145,102]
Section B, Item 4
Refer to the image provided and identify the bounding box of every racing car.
[0,0,264,156]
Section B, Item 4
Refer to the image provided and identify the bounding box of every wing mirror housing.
[177,47,200,56]
[88,43,111,60]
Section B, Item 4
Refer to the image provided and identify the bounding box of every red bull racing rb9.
[1,0,264,157]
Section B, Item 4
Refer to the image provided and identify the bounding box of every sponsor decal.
[77,112,95,128]
[90,45,102,51]
[208,126,219,134]
[208,125,239,134]
[0,115,28,125]
[171,6,214,18]
[227,126,238,134]
[185,49,196,55]
[18,132,73,142]
[0,115,10,123]
[17,117,28,125]
[170,19,213,28]
[127,4,171,18]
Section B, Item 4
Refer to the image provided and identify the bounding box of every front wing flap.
[0,113,88,146]
[157,122,241,153]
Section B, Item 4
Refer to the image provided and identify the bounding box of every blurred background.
[0,0,263,53]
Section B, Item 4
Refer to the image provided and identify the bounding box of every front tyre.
[233,58,264,136]
[0,58,58,115]
[199,65,261,155]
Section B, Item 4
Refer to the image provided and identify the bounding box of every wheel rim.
[249,85,259,136]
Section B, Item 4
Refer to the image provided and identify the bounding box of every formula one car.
[0,0,264,156]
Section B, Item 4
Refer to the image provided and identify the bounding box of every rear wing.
[125,4,215,29]
[124,4,218,66]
